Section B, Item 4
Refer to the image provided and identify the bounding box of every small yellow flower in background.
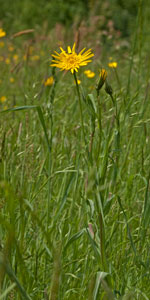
[74,79,81,85]
[84,70,95,78]
[0,56,4,62]
[4,105,8,110]
[10,77,15,83]
[30,55,40,61]
[84,70,91,75]
[8,45,14,52]
[0,96,7,103]
[108,62,117,68]
[51,43,94,74]
[13,54,19,62]
[44,76,54,86]
[0,28,6,38]
[0,41,4,48]
[5,58,10,64]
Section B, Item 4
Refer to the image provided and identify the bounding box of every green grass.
[1,1,150,299]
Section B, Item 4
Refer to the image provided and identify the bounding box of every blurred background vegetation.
[0,0,140,37]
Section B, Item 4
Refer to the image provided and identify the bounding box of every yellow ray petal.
[79,48,86,55]
[72,43,76,53]
[67,46,72,53]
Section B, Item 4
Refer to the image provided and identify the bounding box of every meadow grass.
[1,2,150,299]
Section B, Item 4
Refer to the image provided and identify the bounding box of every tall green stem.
[96,90,102,162]
[74,72,86,147]
[111,94,120,186]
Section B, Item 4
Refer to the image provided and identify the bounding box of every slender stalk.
[74,72,86,147]
[47,69,57,229]
[96,90,102,162]
[111,94,120,186]
[114,68,121,90]
[89,119,95,158]
[45,69,57,283]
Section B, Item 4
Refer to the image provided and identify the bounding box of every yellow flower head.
[30,55,40,61]
[5,58,10,65]
[51,43,94,74]
[108,62,117,68]
[44,76,54,86]
[84,70,95,78]
[13,54,19,62]
[0,28,6,38]
[10,77,15,83]
[0,96,7,103]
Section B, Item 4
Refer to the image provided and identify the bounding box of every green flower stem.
[111,94,120,186]
[111,94,120,148]
[114,68,122,90]
[96,91,102,161]
[89,118,95,158]
[74,72,86,147]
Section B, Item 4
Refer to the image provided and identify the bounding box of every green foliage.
[0,0,88,32]
[0,0,140,37]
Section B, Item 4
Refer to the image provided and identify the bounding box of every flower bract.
[96,68,107,92]
[51,43,94,74]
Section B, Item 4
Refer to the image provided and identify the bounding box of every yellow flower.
[13,54,19,62]
[44,76,54,86]
[0,28,6,38]
[0,96,7,103]
[0,56,4,62]
[108,62,117,68]
[30,55,40,61]
[5,58,10,64]
[10,77,15,83]
[84,70,91,75]
[51,43,94,74]
[84,70,95,78]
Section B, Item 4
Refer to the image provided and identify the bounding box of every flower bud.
[96,68,107,92]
